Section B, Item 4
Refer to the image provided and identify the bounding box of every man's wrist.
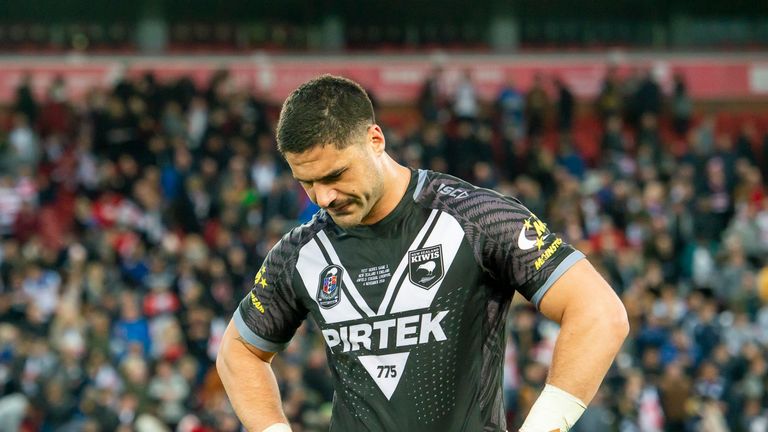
[519,384,586,432]
[262,423,292,432]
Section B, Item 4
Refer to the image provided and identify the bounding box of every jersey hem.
[234,308,291,352]
[531,250,585,309]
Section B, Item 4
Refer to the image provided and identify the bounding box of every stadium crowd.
[0,66,767,432]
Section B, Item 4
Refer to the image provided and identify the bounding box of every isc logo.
[437,183,470,199]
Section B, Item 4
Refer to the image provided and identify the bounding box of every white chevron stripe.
[376,209,440,316]
[296,239,363,323]
[358,352,410,400]
[389,213,464,313]
[316,230,376,317]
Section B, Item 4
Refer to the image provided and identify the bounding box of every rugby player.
[217,75,629,432]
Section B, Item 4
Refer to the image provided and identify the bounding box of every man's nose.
[313,184,338,209]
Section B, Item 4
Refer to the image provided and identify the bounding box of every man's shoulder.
[413,169,522,216]
[266,211,331,264]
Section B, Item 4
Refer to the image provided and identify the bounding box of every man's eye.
[320,174,342,184]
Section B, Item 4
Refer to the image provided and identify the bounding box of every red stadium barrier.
[1,53,767,104]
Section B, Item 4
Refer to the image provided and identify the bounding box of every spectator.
[13,74,37,124]
[761,132,768,181]
[418,67,446,123]
[148,360,190,426]
[632,69,662,127]
[658,362,692,431]
[187,96,209,149]
[37,76,74,139]
[452,69,479,122]
[556,136,586,180]
[21,261,61,323]
[671,73,693,137]
[525,73,549,139]
[596,66,623,121]
[496,76,526,139]
[39,379,77,430]
[7,113,39,173]
[636,112,663,162]
[735,121,759,163]
[112,293,152,359]
[95,95,140,161]
[600,115,632,175]
[446,118,481,180]
[554,77,574,133]
[0,177,25,237]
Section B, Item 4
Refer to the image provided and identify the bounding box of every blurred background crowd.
[1,61,767,432]
[2,1,768,432]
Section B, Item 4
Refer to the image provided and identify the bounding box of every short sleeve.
[477,194,584,308]
[234,244,308,352]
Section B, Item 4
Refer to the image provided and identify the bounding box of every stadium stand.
[0,58,767,431]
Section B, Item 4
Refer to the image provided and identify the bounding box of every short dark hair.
[276,74,375,154]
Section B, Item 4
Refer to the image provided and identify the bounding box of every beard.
[330,167,385,229]
[327,199,362,228]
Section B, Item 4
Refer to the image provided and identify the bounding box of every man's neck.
[361,162,412,225]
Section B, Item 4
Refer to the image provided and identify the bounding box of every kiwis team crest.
[408,245,444,290]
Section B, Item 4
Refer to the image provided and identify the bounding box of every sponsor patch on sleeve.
[250,291,265,313]
[534,237,563,271]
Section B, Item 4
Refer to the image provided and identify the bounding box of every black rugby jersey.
[234,169,584,432]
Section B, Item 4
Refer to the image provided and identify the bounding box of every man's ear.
[367,124,386,155]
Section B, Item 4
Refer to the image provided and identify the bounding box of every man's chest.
[293,209,473,325]
[291,210,486,402]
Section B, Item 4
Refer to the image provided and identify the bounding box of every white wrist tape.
[262,423,292,432]
[519,384,587,432]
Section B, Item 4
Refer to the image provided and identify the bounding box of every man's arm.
[216,320,290,432]
[521,258,629,430]
[538,258,629,403]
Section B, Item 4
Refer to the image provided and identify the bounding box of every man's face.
[285,131,384,229]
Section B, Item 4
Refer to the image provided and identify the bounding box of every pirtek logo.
[321,311,449,353]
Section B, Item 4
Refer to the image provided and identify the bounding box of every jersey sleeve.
[233,242,308,352]
[475,193,585,308]
[414,171,585,309]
